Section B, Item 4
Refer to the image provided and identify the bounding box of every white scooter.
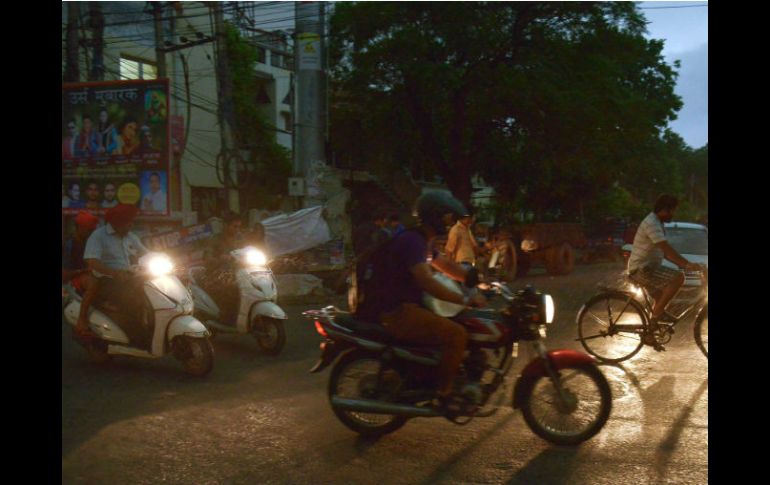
[63,252,215,376]
[186,246,288,355]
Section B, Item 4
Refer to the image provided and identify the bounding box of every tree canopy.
[225,23,292,208]
[328,1,699,221]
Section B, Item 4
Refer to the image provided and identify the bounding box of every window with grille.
[119,56,157,80]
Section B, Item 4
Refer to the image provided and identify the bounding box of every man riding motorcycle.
[83,204,151,348]
[355,192,486,407]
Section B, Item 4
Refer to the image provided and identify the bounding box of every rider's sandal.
[433,394,466,416]
[72,327,97,342]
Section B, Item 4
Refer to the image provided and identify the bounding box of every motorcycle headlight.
[245,249,267,266]
[147,255,174,277]
[543,294,555,324]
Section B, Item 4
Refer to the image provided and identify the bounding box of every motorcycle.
[186,246,288,355]
[63,252,214,376]
[303,276,612,445]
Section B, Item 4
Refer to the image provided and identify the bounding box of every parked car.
[622,222,708,286]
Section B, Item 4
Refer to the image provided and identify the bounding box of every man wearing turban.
[83,204,151,347]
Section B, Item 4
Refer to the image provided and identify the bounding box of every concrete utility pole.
[65,2,80,82]
[213,2,239,213]
[294,1,327,207]
[153,2,167,78]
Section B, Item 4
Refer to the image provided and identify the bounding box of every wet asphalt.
[62,261,707,485]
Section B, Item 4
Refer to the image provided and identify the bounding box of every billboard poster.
[62,79,170,216]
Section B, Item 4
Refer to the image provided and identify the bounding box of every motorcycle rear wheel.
[519,362,611,446]
[328,350,408,437]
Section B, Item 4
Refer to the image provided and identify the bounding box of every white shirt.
[628,212,667,272]
[142,190,167,212]
[83,224,148,276]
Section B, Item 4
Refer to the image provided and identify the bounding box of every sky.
[640,1,708,148]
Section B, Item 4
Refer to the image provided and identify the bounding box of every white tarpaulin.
[262,206,331,257]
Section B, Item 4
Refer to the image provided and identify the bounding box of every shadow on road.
[651,378,708,482]
[505,447,581,484]
[417,413,517,485]
[61,310,324,459]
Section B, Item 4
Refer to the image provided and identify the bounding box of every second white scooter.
[187,246,288,355]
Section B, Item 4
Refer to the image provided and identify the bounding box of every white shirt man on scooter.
[83,204,150,348]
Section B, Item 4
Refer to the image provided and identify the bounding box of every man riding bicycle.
[627,194,701,331]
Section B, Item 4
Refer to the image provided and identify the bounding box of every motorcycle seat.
[333,313,434,347]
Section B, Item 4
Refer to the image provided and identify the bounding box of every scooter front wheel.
[252,317,286,356]
[174,336,214,376]
[84,338,112,364]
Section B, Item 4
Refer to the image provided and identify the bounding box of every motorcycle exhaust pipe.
[330,396,442,417]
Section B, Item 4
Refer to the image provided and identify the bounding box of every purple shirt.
[357,230,430,321]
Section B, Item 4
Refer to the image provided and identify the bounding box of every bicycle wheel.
[694,306,708,358]
[577,292,647,363]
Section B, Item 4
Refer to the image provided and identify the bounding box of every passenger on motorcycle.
[355,192,486,405]
[83,204,151,348]
[628,194,700,324]
[62,211,100,337]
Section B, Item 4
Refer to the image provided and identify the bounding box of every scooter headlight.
[245,249,267,266]
[148,255,174,276]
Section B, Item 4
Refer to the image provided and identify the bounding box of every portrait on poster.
[140,170,168,213]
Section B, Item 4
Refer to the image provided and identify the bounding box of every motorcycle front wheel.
[328,350,408,437]
[252,317,286,356]
[519,362,612,446]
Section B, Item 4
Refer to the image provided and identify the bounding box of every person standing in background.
[445,213,478,270]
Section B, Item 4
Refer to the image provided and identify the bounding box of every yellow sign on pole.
[298,32,321,71]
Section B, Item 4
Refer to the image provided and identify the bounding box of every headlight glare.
[245,249,267,266]
[148,256,174,276]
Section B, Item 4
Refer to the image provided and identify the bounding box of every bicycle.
[576,266,708,363]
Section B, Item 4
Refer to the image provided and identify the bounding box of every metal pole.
[213,2,239,213]
[89,3,105,81]
[65,2,80,82]
[153,3,167,78]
